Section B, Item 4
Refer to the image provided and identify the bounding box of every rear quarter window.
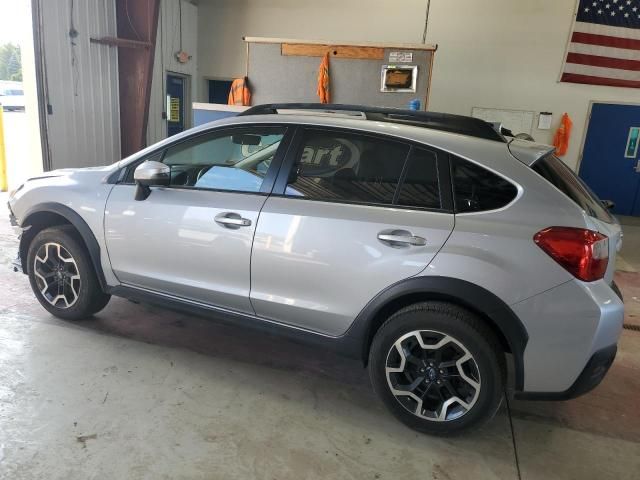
[451,156,518,213]
[532,155,614,223]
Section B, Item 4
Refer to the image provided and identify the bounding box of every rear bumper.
[511,278,623,394]
[515,344,617,400]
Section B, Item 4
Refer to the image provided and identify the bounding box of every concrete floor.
[0,194,638,480]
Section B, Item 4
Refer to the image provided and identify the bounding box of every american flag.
[560,0,640,88]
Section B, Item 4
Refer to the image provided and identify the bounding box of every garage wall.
[198,0,637,171]
[37,0,120,169]
[147,0,198,145]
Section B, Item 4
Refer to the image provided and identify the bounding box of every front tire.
[369,302,505,436]
[27,226,111,320]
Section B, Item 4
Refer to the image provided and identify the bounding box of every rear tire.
[27,226,111,320]
[369,301,505,436]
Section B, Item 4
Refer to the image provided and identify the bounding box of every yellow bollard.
[0,104,7,192]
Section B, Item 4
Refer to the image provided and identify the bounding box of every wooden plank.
[282,43,385,60]
[245,36,438,51]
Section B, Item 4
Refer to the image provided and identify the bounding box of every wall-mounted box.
[380,65,418,93]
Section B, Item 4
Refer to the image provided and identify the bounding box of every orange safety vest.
[228,77,251,106]
[553,113,573,157]
[317,52,330,104]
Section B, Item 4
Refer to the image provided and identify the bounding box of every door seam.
[410,211,456,280]
[101,183,121,285]
[248,195,269,315]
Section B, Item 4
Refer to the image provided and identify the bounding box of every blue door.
[166,74,185,137]
[579,103,640,216]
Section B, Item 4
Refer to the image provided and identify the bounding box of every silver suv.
[8,104,624,435]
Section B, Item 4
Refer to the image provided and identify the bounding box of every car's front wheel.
[27,226,111,320]
[369,301,505,436]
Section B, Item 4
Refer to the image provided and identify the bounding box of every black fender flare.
[340,276,528,391]
[19,202,108,290]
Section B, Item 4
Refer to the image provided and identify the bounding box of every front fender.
[19,203,108,291]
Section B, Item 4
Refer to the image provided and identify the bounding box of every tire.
[27,225,111,320]
[369,301,505,436]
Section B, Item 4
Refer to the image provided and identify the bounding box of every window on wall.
[208,79,234,104]
[159,127,285,192]
[285,130,410,205]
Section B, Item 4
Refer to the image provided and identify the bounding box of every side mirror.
[133,161,170,201]
[601,199,615,211]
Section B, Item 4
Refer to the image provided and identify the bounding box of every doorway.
[579,102,640,216]
[166,73,191,137]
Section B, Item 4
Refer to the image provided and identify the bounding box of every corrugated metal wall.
[38,0,121,169]
[147,0,198,145]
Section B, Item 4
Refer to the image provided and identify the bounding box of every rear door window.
[395,147,441,209]
[451,156,518,212]
[532,154,613,223]
[285,130,410,205]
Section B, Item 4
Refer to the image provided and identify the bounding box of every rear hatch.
[527,153,621,285]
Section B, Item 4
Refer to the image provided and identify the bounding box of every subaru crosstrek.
[8,103,624,435]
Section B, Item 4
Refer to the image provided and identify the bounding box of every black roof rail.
[238,103,506,143]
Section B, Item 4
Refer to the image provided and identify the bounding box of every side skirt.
[108,285,362,359]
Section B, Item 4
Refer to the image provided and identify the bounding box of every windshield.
[532,154,614,223]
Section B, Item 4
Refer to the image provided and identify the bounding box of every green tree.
[0,43,22,81]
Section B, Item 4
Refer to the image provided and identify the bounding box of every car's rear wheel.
[27,226,111,320]
[369,301,505,436]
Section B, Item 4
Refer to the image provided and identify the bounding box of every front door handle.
[377,230,427,247]
[215,212,252,228]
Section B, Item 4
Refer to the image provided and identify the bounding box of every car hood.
[10,165,116,207]
[9,164,119,229]
[22,165,116,183]
[53,165,115,174]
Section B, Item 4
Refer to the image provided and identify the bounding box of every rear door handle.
[377,231,427,247]
[215,212,252,228]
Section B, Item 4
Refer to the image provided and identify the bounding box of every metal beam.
[90,36,152,49]
[115,0,160,158]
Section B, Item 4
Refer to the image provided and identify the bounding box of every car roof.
[184,112,503,153]
[155,113,518,173]
[239,103,506,143]
[119,107,551,177]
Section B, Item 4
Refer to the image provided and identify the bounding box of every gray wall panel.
[39,0,120,169]
[248,43,432,109]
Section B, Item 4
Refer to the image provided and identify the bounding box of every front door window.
[161,128,286,192]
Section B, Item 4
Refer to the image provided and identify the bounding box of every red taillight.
[534,227,609,282]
